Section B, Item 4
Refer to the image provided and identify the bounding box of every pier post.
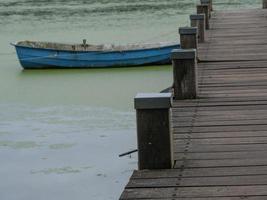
[190,14,205,43]
[179,27,198,49]
[197,4,210,29]
[201,0,212,15]
[135,93,173,170]
[171,49,198,100]
[210,0,213,11]
[263,0,267,8]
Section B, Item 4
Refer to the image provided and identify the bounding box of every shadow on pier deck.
[120,4,267,200]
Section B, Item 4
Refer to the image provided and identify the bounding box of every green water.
[0,0,261,200]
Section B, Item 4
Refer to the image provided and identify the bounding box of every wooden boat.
[11,41,180,69]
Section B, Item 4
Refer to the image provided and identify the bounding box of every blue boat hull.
[13,43,180,69]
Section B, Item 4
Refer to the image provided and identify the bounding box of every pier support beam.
[197,4,210,29]
[179,27,198,49]
[135,93,173,170]
[263,0,267,8]
[171,49,198,100]
[190,14,205,43]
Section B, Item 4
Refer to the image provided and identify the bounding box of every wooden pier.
[120,2,267,199]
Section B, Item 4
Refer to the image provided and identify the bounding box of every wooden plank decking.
[120,8,267,199]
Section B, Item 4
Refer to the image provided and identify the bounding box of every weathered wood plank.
[175,158,267,168]
[174,151,267,160]
[127,174,267,188]
[173,120,267,128]
[173,131,267,139]
[175,143,267,153]
[174,124,267,132]
[121,197,267,200]
[132,166,267,179]
[121,186,267,199]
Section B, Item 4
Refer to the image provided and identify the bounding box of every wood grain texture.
[197,4,210,29]
[191,16,205,43]
[173,58,198,100]
[180,34,198,50]
[136,109,172,170]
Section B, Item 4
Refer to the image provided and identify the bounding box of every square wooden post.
[179,27,198,49]
[210,0,213,11]
[197,4,210,29]
[263,0,267,8]
[134,93,173,170]
[201,0,212,15]
[190,14,205,43]
[171,49,198,100]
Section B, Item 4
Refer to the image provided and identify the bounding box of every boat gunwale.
[11,42,180,54]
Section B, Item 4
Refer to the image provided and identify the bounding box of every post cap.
[134,93,172,109]
[197,3,209,8]
[190,14,205,20]
[171,49,196,60]
[200,0,210,4]
[179,27,197,35]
